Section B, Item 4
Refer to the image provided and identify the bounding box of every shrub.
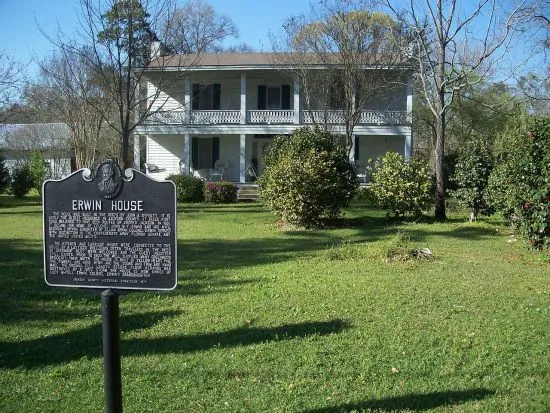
[10,164,35,198]
[257,127,358,227]
[368,151,432,217]
[486,161,519,223]
[204,181,238,203]
[514,118,550,249]
[488,116,550,249]
[0,153,10,194]
[166,174,205,203]
[29,151,48,194]
[449,135,494,221]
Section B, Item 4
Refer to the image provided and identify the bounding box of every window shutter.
[257,85,266,110]
[354,137,359,161]
[192,84,200,110]
[191,137,199,169]
[211,137,219,167]
[281,84,291,110]
[213,84,221,110]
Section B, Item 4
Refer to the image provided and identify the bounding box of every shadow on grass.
[0,195,41,208]
[0,316,348,369]
[301,388,495,412]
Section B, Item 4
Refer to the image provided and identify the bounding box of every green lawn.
[0,196,549,412]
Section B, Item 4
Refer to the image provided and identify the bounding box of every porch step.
[237,184,260,201]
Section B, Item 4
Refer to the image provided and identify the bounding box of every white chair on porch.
[210,160,229,181]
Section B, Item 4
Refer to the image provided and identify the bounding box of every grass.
[0,195,549,412]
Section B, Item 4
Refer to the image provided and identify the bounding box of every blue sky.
[0,0,312,78]
[0,0,546,81]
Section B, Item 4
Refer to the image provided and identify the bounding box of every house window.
[192,84,221,110]
[191,137,219,170]
[330,80,345,109]
[266,87,281,109]
[258,85,291,110]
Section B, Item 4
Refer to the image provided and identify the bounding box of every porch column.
[241,74,247,124]
[405,133,412,160]
[133,134,140,170]
[184,78,191,123]
[182,133,191,174]
[349,134,356,163]
[405,75,413,160]
[406,74,413,119]
[294,80,300,124]
[239,134,246,183]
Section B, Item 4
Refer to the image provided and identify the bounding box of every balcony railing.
[191,110,241,124]
[249,110,295,124]
[144,109,409,126]
[302,110,345,124]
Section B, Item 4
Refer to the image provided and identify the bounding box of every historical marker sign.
[43,160,177,291]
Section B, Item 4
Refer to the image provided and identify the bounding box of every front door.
[253,139,272,175]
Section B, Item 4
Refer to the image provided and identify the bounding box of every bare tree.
[162,0,239,53]
[26,48,116,169]
[0,50,26,123]
[384,0,535,220]
[42,0,243,169]
[40,0,196,169]
[273,0,409,154]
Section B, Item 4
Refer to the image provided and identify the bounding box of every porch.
[138,133,411,184]
[143,109,410,126]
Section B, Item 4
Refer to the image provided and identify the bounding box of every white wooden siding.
[146,134,183,179]
[355,135,405,171]
[218,135,240,182]
[148,82,184,111]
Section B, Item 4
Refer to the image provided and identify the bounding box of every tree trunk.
[434,105,446,220]
[121,131,130,170]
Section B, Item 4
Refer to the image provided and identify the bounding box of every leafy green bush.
[166,174,205,203]
[488,116,550,249]
[486,161,519,223]
[11,165,35,198]
[0,153,10,194]
[514,118,549,249]
[449,135,494,221]
[368,151,432,217]
[257,127,358,227]
[29,151,48,194]
[204,181,238,203]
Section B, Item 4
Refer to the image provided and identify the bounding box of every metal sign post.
[102,289,122,413]
[42,160,177,412]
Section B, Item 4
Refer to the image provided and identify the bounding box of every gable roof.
[147,52,410,71]
[0,123,70,152]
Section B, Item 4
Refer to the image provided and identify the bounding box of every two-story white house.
[134,52,412,183]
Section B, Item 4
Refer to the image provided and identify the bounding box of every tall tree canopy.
[384,0,536,220]
[274,0,408,154]
[161,0,239,53]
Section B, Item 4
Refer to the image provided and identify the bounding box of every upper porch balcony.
[143,109,410,126]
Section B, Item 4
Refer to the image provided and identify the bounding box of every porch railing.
[146,110,185,124]
[303,110,409,125]
[302,110,345,124]
[144,109,410,125]
[248,110,295,124]
[359,110,410,125]
[191,110,241,124]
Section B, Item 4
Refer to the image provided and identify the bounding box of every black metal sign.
[43,160,177,291]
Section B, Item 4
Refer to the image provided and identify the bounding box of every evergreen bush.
[449,135,494,221]
[487,116,550,249]
[204,181,238,203]
[257,127,357,227]
[368,151,432,217]
[0,153,10,194]
[11,165,35,198]
[166,174,205,203]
